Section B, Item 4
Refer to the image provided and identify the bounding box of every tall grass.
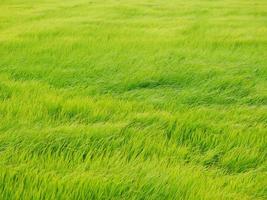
[0,0,266,199]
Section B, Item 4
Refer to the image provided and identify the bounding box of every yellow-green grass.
[0,0,266,199]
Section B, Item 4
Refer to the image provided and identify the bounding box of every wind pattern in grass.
[0,0,267,199]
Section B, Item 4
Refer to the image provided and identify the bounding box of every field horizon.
[0,0,266,199]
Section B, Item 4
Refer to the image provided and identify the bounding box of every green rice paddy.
[0,0,266,199]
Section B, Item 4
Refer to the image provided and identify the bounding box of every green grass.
[0,0,267,199]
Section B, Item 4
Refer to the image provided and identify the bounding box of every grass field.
[0,0,267,199]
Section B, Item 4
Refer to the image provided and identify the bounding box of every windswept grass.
[0,0,266,199]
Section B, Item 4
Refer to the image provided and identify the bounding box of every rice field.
[0,0,267,199]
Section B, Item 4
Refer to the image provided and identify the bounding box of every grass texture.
[0,0,267,199]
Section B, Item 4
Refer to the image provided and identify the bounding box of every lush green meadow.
[0,0,267,199]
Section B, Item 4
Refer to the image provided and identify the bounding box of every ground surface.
[0,0,267,199]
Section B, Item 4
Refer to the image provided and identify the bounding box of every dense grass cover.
[0,0,267,199]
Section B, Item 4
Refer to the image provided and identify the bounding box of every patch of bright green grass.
[0,0,266,199]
